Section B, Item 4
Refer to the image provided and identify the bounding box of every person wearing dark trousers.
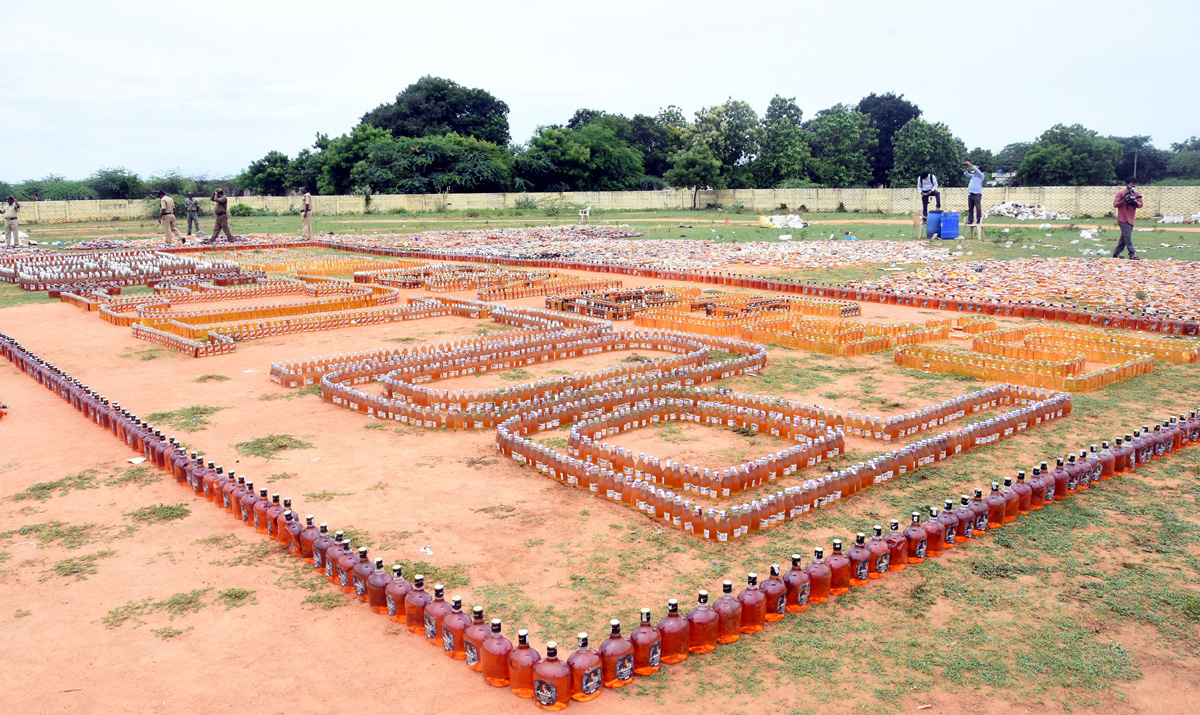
[918,172,941,217]
[1112,179,1143,260]
[963,161,985,226]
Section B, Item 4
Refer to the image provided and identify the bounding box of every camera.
[1124,187,1141,208]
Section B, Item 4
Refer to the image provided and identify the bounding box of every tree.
[1171,136,1200,153]
[1109,135,1170,183]
[89,167,144,199]
[286,143,326,193]
[889,119,968,188]
[686,99,763,188]
[317,124,393,195]
[514,123,643,192]
[628,109,686,178]
[235,150,292,195]
[1018,124,1122,186]
[664,145,723,209]
[1167,151,1200,180]
[965,147,995,172]
[360,76,511,145]
[752,96,811,188]
[804,105,878,187]
[994,142,1031,174]
[349,133,511,196]
[857,92,922,186]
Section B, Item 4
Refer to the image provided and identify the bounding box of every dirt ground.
[2,265,1199,715]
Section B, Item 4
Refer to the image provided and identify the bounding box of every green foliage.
[12,470,99,502]
[127,504,191,524]
[1167,151,1200,180]
[215,588,257,610]
[665,145,723,209]
[194,374,230,383]
[637,175,668,191]
[516,123,644,191]
[966,147,995,172]
[753,95,811,187]
[350,132,511,195]
[104,588,211,629]
[2,521,109,550]
[316,123,393,195]
[857,92,922,186]
[90,167,145,199]
[235,150,292,196]
[889,118,968,187]
[1018,124,1122,185]
[1111,135,1171,183]
[302,491,354,502]
[228,202,255,217]
[804,105,878,187]
[685,99,763,188]
[994,141,1032,173]
[145,405,227,432]
[104,465,158,489]
[303,591,349,609]
[235,434,314,459]
[50,549,116,580]
[361,75,510,145]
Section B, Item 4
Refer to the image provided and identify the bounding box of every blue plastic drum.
[925,210,943,238]
[939,211,960,239]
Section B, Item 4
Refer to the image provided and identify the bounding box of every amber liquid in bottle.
[568,632,602,701]
[365,558,392,615]
[714,580,743,643]
[404,575,431,635]
[657,598,690,663]
[866,525,890,578]
[783,553,812,611]
[298,514,320,562]
[384,564,411,621]
[986,482,1007,528]
[805,547,832,603]
[281,510,303,556]
[423,583,452,644]
[310,523,333,572]
[924,507,945,557]
[509,628,542,696]
[323,533,346,583]
[1000,477,1019,522]
[482,618,514,687]
[903,512,928,563]
[953,496,975,543]
[826,540,852,595]
[847,532,872,586]
[969,488,990,535]
[686,590,719,653]
[532,642,571,711]
[463,606,489,671]
[441,596,472,659]
[760,564,788,620]
[600,619,635,688]
[937,500,959,549]
[736,573,767,633]
[342,546,367,596]
[631,607,662,675]
[884,519,908,571]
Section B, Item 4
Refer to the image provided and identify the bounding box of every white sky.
[2,0,1196,182]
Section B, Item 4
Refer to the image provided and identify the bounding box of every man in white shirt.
[917,172,941,218]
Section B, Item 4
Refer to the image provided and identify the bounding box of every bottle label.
[443,629,455,652]
[915,539,927,558]
[1067,475,1078,490]
[312,549,322,569]
[339,568,349,587]
[465,642,480,666]
[581,666,601,694]
[326,558,335,578]
[354,576,366,597]
[855,561,869,581]
[797,582,810,606]
[944,525,956,543]
[222,493,230,509]
[875,553,890,573]
[534,680,558,706]
[649,641,661,666]
[616,653,634,681]
[975,514,988,532]
[387,594,396,617]
[424,614,437,639]
[1044,483,1055,501]
[717,531,728,542]
[267,519,276,537]
[240,504,249,521]
[253,511,261,529]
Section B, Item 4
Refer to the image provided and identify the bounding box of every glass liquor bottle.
[423,584,452,644]
[340,546,365,596]
[443,596,473,660]
[783,553,812,611]
[923,508,945,557]
[323,534,347,584]
[383,564,410,621]
[509,628,542,696]
[903,512,928,563]
[238,480,259,525]
[714,580,743,643]
[1000,477,1020,522]
[265,494,284,540]
[311,523,334,573]
[804,547,832,603]
[737,573,766,634]
[365,558,391,615]
[760,564,788,620]
[1049,458,1069,501]
[866,525,890,577]
[600,619,635,688]
[481,619,513,687]
[631,608,662,675]
[846,532,872,586]
[464,606,489,672]
[686,590,719,653]
[884,519,908,571]
[827,540,852,595]
[568,632,602,701]
[281,511,303,556]
[251,489,271,534]
[657,598,690,663]
[970,488,990,534]
[937,500,959,549]
[1013,471,1033,514]
[404,574,431,635]
[953,496,975,543]
[298,515,320,562]
[532,641,571,711]
[986,482,1007,529]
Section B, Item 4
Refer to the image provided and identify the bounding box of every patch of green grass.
[104,465,159,488]
[259,384,322,401]
[118,347,171,361]
[653,422,697,443]
[706,349,739,364]
[215,587,257,610]
[14,608,30,618]
[12,469,100,502]
[524,538,545,548]
[145,405,227,432]
[235,434,314,459]
[126,504,191,524]
[152,625,190,639]
[269,472,295,482]
[3,521,110,550]
[539,437,568,449]
[409,561,471,589]
[303,591,349,610]
[497,367,533,382]
[0,283,57,310]
[339,525,375,549]
[48,549,116,580]
[303,491,354,502]
[623,353,653,363]
[464,456,499,468]
[155,588,211,618]
[193,374,231,383]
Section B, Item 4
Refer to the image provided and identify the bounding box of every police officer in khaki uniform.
[210,188,234,241]
[3,196,19,248]
[157,190,183,245]
[184,192,201,236]
[299,186,314,239]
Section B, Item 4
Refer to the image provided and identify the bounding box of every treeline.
[6,76,1199,204]
[0,170,235,204]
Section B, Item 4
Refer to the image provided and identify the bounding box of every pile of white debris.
[984,201,1071,221]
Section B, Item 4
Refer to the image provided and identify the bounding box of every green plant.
[731,201,747,214]
[49,549,117,580]
[127,504,191,524]
[513,195,539,210]
[235,434,314,459]
[145,405,227,432]
[215,588,257,610]
[836,201,847,213]
[193,374,230,383]
[12,470,99,502]
[229,203,255,217]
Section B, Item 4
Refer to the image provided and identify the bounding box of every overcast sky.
[2,0,1196,182]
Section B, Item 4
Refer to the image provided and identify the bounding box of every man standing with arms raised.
[963,161,985,229]
[3,196,20,248]
[1112,179,1143,260]
[210,188,234,241]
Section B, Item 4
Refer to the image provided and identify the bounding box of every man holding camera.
[211,188,234,241]
[1112,179,1143,260]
